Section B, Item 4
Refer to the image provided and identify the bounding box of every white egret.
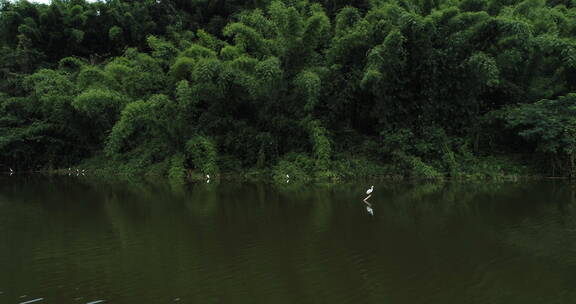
[206,174,210,179]
[9,168,13,173]
[366,185,374,195]
[363,185,374,202]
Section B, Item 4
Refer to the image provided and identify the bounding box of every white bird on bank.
[366,185,374,195]
[9,168,13,173]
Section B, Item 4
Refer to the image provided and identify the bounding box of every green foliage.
[306,119,332,172]
[467,52,500,88]
[361,29,407,91]
[185,135,219,175]
[24,69,75,103]
[505,94,576,175]
[168,153,187,182]
[1,0,575,180]
[331,155,388,179]
[393,152,444,179]
[181,44,217,59]
[77,67,113,90]
[175,80,197,108]
[105,98,160,157]
[169,57,195,81]
[272,153,315,182]
[109,26,123,42]
[296,70,322,112]
[506,94,576,155]
[147,35,178,66]
[72,88,128,133]
[58,57,86,73]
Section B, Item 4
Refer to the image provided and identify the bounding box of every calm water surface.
[1,176,576,303]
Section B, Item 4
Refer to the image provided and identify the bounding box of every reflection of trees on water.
[370,181,545,229]
[88,180,576,301]
[495,193,576,267]
[351,181,576,302]
[373,182,481,230]
[4,177,576,302]
[379,181,576,255]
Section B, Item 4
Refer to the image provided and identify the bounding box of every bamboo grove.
[1,0,576,180]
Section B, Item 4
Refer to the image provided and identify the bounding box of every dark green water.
[1,176,576,303]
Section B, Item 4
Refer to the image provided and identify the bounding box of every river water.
[1,176,575,303]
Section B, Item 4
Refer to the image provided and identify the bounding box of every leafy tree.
[506,94,576,176]
[2,0,576,179]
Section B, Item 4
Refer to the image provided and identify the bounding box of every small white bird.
[286,174,289,179]
[206,174,210,179]
[366,185,374,195]
[9,168,13,173]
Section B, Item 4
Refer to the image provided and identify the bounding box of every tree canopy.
[1,0,576,179]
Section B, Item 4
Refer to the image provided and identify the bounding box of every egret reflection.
[366,205,374,216]
[364,200,374,216]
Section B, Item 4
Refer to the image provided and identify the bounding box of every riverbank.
[44,153,540,184]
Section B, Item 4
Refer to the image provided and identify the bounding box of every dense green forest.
[1,0,576,181]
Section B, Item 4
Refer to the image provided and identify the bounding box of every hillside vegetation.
[1,0,576,181]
